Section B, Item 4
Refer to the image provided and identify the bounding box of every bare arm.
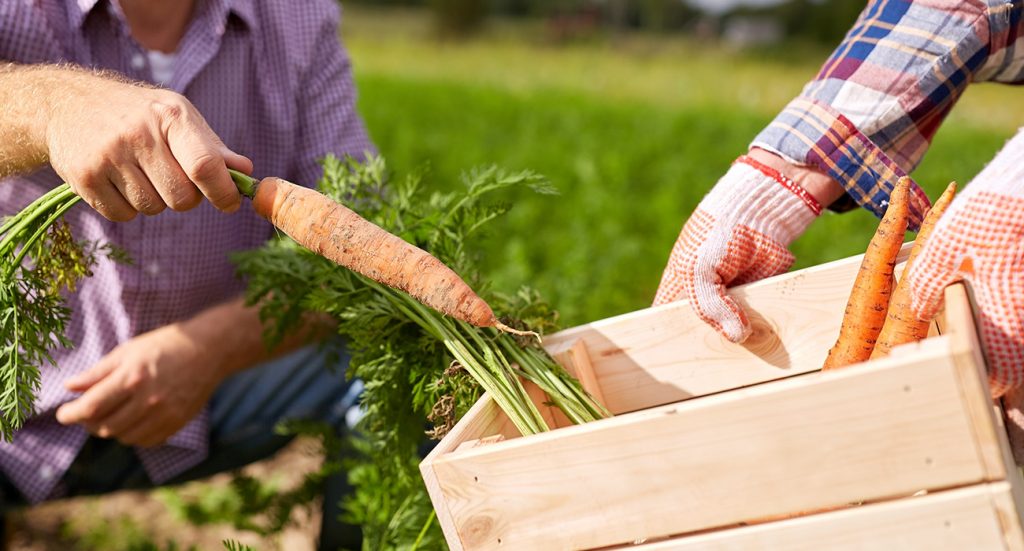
[0,63,252,220]
[0,63,53,175]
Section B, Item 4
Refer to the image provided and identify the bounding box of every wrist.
[0,64,61,174]
[747,147,846,208]
[708,162,818,246]
[178,298,263,380]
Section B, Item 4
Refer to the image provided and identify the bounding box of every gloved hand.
[654,155,821,342]
[907,132,1024,398]
[906,129,1024,463]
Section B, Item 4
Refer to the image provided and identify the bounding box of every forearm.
[0,63,145,178]
[0,63,59,176]
[750,0,1004,227]
[179,295,336,380]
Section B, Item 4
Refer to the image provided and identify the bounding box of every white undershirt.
[147,50,177,86]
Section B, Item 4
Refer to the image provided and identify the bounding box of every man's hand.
[55,322,224,447]
[53,297,334,447]
[0,64,252,221]
[654,150,838,342]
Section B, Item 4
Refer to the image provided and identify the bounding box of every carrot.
[870,182,957,359]
[250,176,531,336]
[822,177,912,370]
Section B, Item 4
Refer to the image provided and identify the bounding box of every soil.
[5,438,324,551]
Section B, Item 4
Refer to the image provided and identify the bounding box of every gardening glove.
[654,155,821,343]
[905,130,1024,463]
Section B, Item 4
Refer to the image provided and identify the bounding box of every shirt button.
[131,53,146,70]
[39,465,54,481]
[145,262,160,276]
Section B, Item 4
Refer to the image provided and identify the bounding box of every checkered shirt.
[0,0,374,503]
[752,0,1024,229]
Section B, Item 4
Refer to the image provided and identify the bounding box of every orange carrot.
[251,176,529,335]
[871,181,957,359]
[822,177,912,370]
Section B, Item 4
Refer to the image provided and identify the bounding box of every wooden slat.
[419,394,516,551]
[433,341,986,550]
[941,283,1024,548]
[549,338,608,408]
[542,244,913,414]
[454,435,506,453]
[617,483,1014,550]
[943,284,1011,483]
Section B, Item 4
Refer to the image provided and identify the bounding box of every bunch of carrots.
[3,164,606,439]
[822,178,958,370]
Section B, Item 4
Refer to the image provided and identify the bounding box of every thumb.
[222,147,253,175]
[907,239,962,324]
[65,352,119,392]
[689,254,752,343]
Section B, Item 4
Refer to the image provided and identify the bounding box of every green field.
[340,6,1020,327]
[20,8,1024,550]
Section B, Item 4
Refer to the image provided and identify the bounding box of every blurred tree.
[725,0,865,46]
[430,0,488,36]
[636,0,701,32]
[341,0,862,45]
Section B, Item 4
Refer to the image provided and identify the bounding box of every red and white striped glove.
[654,155,821,342]
[907,132,1024,398]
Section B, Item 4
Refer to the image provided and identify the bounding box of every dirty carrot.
[871,181,957,359]
[822,177,912,370]
[241,173,532,336]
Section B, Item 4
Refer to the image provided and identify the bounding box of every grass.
[14,6,1019,548]
[340,6,1019,327]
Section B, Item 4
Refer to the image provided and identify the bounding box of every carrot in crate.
[822,177,911,370]
[871,182,957,359]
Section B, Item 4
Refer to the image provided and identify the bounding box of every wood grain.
[433,341,985,550]
[542,244,913,414]
[616,483,1015,550]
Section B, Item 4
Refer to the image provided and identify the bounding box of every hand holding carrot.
[907,130,1024,397]
[1,64,252,221]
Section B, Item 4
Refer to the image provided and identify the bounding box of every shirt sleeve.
[750,0,1020,229]
[0,0,67,63]
[291,4,376,188]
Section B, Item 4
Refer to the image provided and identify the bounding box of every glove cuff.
[700,159,821,246]
[735,155,823,216]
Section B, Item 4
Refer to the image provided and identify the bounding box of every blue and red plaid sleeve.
[751,0,1024,229]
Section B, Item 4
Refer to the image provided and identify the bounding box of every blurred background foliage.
[16,2,1023,548]
[340,1,1020,327]
[352,0,871,45]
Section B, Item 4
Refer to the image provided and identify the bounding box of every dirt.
[5,438,325,551]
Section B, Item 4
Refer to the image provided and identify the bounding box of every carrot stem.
[229,169,259,199]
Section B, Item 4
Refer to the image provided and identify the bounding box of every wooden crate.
[420,246,1024,550]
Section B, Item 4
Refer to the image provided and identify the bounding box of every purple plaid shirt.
[0,0,373,503]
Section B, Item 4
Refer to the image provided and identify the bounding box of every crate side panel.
[543,246,912,414]
[433,346,986,551]
[421,395,511,551]
[619,483,1013,551]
